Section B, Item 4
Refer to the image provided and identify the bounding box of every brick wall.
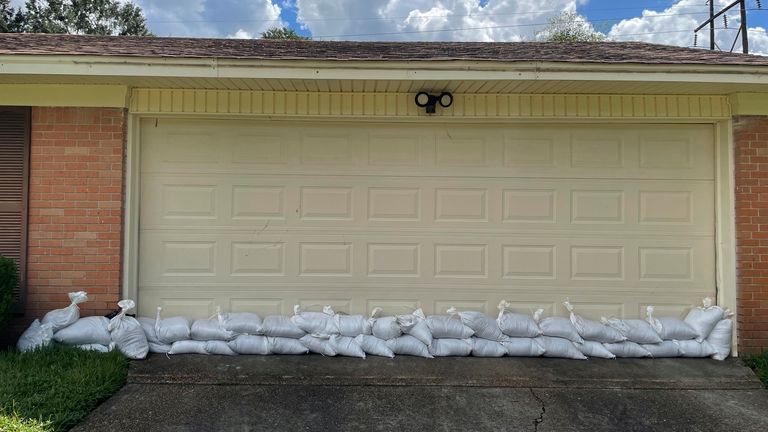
[734,115,768,354]
[25,107,125,319]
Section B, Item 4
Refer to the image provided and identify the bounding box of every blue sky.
[9,1,768,54]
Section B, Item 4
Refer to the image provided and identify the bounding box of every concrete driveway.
[74,355,768,431]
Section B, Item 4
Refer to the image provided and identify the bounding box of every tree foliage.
[1,0,151,35]
[260,26,309,40]
[536,11,607,42]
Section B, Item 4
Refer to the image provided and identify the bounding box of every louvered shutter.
[0,107,30,310]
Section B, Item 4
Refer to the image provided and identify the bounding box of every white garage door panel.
[138,118,716,320]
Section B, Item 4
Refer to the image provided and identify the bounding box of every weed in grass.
[744,350,768,388]
[0,345,129,431]
[0,408,53,432]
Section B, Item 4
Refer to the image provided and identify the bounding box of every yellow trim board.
[0,84,128,107]
[730,93,768,116]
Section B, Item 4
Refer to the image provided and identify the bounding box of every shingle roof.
[0,33,767,66]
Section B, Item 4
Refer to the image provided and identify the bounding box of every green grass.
[0,345,129,431]
[0,409,53,432]
[744,350,768,388]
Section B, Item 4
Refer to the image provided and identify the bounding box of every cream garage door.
[138,118,716,320]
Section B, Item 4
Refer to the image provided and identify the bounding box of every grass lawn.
[744,350,768,388]
[0,345,129,431]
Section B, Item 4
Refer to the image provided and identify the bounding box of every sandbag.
[148,342,172,354]
[329,335,366,358]
[222,312,262,335]
[601,317,662,344]
[503,337,546,357]
[371,308,403,340]
[228,335,271,355]
[291,305,338,335]
[496,300,541,338]
[299,334,337,356]
[534,336,586,360]
[41,291,88,332]
[76,343,114,353]
[108,299,149,360]
[354,334,394,358]
[646,306,698,341]
[154,307,192,344]
[17,319,54,352]
[642,341,680,358]
[602,341,652,358]
[397,309,433,347]
[334,313,372,337]
[205,340,238,356]
[452,308,506,341]
[677,339,717,358]
[269,337,309,355]
[707,315,733,361]
[428,338,472,357]
[533,310,584,343]
[168,340,208,355]
[138,317,161,344]
[260,315,305,338]
[386,335,433,358]
[191,306,235,341]
[53,316,111,346]
[575,341,615,359]
[564,300,625,343]
[684,297,726,342]
[471,338,507,357]
[426,314,473,339]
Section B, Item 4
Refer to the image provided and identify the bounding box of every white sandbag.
[533,310,584,343]
[191,306,235,341]
[53,316,111,346]
[426,314,474,339]
[428,338,473,357]
[684,297,726,342]
[503,337,546,357]
[76,343,114,353]
[496,300,542,338]
[299,334,337,356]
[707,315,733,361]
[354,334,395,358]
[371,308,403,340]
[575,340,615,359]
[471,338,507,357]
[386,335,433,358]
[602,341,652,358]
[17,319,54,352]
[642,341,680,358]
[291,305,338,335]
[534,336,586,359]
[564,300,625,343]
[646,306,698,341]
[228,335,271,355]
[205,340,238,356]
[269,337,309,355]
[138,317,161,344]
[333,313,372,337]
[168,340,208,355]
[154,307,192,344]
[41,291,88,332]
[108,299,149,360]
[452,308,506,342]
[260,315,306,338]
[677,339,717,358]
[148,342,171,354]
[601,317,662,344]
[397,309,433,347]
[222,312,262,335]
[329,335,366,358]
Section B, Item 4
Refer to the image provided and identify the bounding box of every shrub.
[744,350,768,388]
[0,255,19,329]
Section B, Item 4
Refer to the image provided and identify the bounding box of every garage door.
[138,118,716,320]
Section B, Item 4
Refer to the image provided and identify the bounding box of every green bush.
[744,350,768,388]
[0,255,19,329]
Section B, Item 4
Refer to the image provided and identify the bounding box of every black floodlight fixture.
[415,91,453,114]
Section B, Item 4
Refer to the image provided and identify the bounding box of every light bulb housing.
[414,91,453,114]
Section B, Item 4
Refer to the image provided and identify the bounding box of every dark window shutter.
[0,107,30,311]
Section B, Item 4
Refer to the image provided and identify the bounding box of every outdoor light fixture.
[415,91,453,114]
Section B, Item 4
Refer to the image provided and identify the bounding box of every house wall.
[25,107,125,318]
[734,115,768,354]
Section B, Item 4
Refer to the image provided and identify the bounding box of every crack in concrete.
[530,388,546,432]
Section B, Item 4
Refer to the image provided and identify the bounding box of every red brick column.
[734,115,768,354]
[25,107,125,318]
